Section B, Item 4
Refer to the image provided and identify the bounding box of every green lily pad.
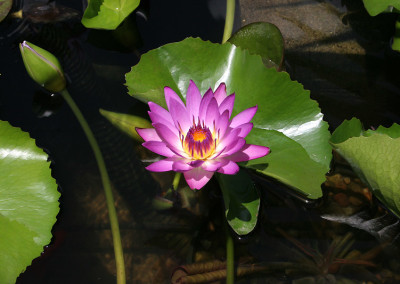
[99,108,152,142]
[362,0,400,16]
[81,0,140,30]
[125,37,331,199]
[331,118,400,217]
[216,170,260,235]
[0,120,59,283]
[228,22,284,69]
[0,0,12,23]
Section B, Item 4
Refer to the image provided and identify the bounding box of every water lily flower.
[137,80,270,190]
[19,41,66,93]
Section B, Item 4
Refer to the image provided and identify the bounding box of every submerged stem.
[225,224,235,284]
[222,0,236,43]
[172,172,182,191]
[60,89,126,284]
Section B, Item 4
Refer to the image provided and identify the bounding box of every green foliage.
[216,170,260,235]
[228,22,284,69]
[0,121,59,283]
[125,37,331,199]
[82,0,140,30]
[0,0,12,23]
[362,0,400,16]
[331,118,400,218]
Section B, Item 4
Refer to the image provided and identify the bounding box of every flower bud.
[19,41,66,93]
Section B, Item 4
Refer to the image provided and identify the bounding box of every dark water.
[0,0,399,283]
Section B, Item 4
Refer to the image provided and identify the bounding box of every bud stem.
[60,89,126,284]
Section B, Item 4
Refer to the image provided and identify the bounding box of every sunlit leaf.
[0,120,59,283]
[125,38,331,198]
[99,108,151,141]
[81,0,140,30]
[228,22,284,69]
[362,0,400,16]
[216,169,260,235]
[331,118,400,217]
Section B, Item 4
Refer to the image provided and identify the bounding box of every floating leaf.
[228,22,284,69]
[82,0,140,30]
[99,108,151,141]
[0,0,12,23]
[126,38,331,198]
[216,170,260,235]
[331,118,400,217]
[362,0,400,16]
[0,120,59,283]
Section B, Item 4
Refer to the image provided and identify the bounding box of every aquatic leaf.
[0,120,59,283]
[216,169,260,235]
[126,38,331,198]
[81,0,140,30]
[362,0,400,16]
[228,22,284,69]
[0,0,12,23]
[331,119,400,217]
[99,108,151,142]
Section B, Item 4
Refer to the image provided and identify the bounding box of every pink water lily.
[137,80,270,190]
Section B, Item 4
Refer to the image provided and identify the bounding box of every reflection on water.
[0,0,399,283]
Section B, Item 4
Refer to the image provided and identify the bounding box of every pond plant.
[1,0,400,283]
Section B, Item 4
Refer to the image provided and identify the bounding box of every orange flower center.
[181,122,216,160]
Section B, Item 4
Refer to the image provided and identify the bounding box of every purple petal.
[218,94,235,117]
[172,160,193,172]
[217,160,239,175]
[220,137,246,157]
[148,111,176,132]
[148,102,174,126]
[216,128,241,152]
[165,87,185,111]
[142,141,175,157]
[153,123,181,149]
[235,122,253,138]
[169,98,191,134]
[189,160,204,168]
[198,88,214,122]
[184,167,214,190]
[136,128,161,142]
[214,83,227,105]
[146,158,174,172]
[186,80,202,119]
[205,98,220,128]
[227,144,270,162]
[201,160,222,172]
[230,106,258,128]
[215,110,230,140]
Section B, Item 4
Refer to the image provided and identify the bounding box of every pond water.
[0,0,399,283]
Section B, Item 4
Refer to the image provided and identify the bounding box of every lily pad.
[228,22,284,69]
[125,37,331,198]
[0,0,12,23]
[216,170,260,235]
[0,120,59,282]
[362,0,400,16]
[331,118,400,218]
[99,108,152,142]
[82,0,140,30]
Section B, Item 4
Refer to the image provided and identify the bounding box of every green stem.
[222,0,236,43]
[60,89,126,284]
[172,172,182,191]
[225,224,235,284]
[392,16,400,52]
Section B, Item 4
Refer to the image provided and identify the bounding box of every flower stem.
[222,0,236,43]
[60,89,126,284]
[172,172,182,191]
[225,223,235,284]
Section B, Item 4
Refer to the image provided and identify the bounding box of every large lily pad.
[125,37,331,198]
[0,120,59,282]
[216,170,260,235]
[362,0,400,16]
[81,0,140,30]
[331,118,400,218]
